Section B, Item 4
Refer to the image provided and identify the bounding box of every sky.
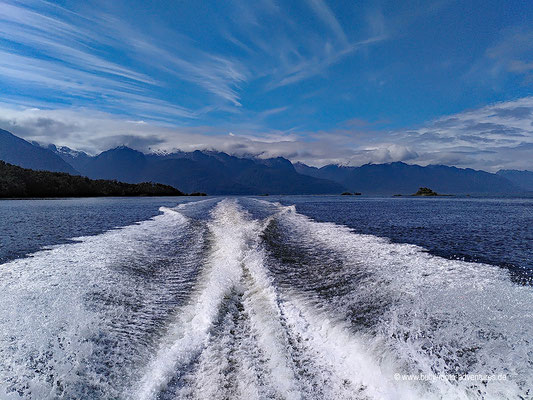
[0,0,532,171]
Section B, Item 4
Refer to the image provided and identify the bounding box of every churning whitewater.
[0,198,532,400]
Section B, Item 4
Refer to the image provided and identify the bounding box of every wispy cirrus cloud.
[465,27,533,88]
[0,0,249,116]
[306,0,348,44]
[0,2,155,84]
[0,0,203,121]
[269,35,387,89]
[0,0,385,119]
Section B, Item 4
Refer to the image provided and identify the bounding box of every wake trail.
[2,197,532,400]
[139,199,424,400]
[260,200,533,399]
[0,204,201,399]
[135,199,277,399]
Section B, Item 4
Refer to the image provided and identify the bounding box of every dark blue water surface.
[0,197,199,264]
[269,196,533,283]
[1,196,532,281]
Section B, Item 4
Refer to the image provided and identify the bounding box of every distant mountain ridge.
[45,143,93,173]
[0,129,78,174]
[294,161,526,195]
[497,169,533,192]
[0,130,342,194]
[1,128,531,195]
[57,146,344,195]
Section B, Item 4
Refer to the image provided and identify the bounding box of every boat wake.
[0,198,531,399]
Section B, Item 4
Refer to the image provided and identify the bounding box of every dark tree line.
[0,161,188,198]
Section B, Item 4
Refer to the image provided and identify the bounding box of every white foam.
[273,204,533,398]
[280,293,422,399]
[134,199,263,399]
[0,208,190,399]
[170,201,423,399]
[239,245,301,399]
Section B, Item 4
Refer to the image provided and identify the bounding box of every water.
[0,197,198,264]
[0,196,532,399]
[270,196,533,284]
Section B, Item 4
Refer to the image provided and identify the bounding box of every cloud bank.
[2,96,533,171]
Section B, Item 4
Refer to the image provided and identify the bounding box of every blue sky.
[0,0,533,170]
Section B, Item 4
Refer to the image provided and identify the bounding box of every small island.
[0,161,190,198]
[412,187,439,196]
[341,192,362,196]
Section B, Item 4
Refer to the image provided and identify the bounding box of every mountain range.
[496,169,533,192]
[0,129,77,174]
[294,162,526,195]
[1,128,531,195]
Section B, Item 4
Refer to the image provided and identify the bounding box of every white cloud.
[0,0,248,113]
[1,97,532,171]
[0,0,385,116]
[358,144,418,164]
[465,27,533,88]
[393,97,533,170]
[306,0,348,44]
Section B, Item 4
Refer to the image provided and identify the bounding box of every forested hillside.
[0,161,185,198]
